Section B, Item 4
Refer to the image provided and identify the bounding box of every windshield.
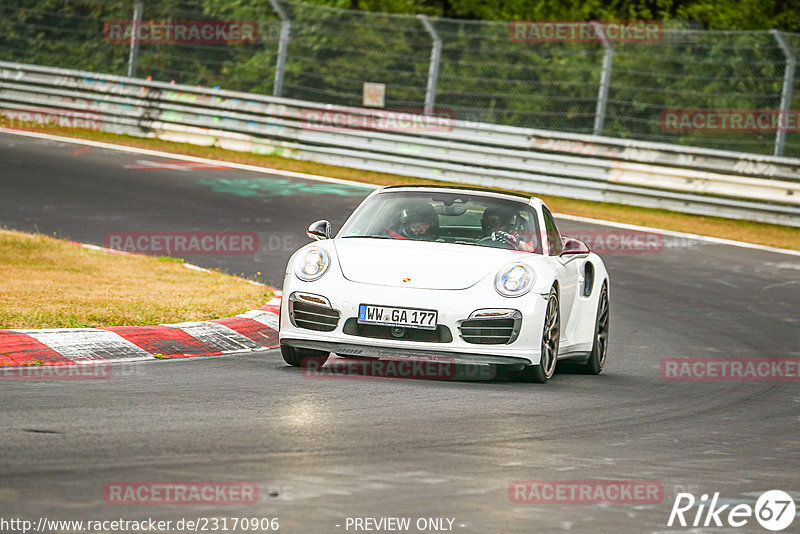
[338,191,543,254]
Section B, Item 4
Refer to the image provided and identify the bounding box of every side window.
[542,206,562,255]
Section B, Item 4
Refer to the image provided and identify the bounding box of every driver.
[481,206,536,252]
[385,203,440,240]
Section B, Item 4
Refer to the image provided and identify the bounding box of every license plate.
[358,304,438,330]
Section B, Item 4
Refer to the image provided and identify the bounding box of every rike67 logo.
[668,490,796,531]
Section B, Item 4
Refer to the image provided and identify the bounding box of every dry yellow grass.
[0,229,272,329]
[6,125,800,251]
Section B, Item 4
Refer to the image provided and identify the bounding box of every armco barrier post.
[418,14,442,116]
[770,30,796,158]
[269,0,291,97]
[593,21,614,136]
[127,0,144,78]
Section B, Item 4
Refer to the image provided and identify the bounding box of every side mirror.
[561,237,590,255]
[307,220,331,241]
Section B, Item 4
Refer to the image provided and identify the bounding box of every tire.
[512,287,559,383]
[580,282,609,375]
[280,343,330,368]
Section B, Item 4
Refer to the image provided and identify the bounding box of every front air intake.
[289,294,340,332]
[458,310,521,345]
[342,318,453,343]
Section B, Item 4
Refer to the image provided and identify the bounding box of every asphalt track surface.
[1,132,799,534]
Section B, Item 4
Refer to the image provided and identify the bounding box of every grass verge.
[4,126,799,251]
[0,229,272,329]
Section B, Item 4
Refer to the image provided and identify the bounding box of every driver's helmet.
[481,206,519,234]
[400,203,439,239]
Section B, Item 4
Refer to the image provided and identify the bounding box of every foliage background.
[1,0,799,156]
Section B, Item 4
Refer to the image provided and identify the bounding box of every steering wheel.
[477,233,519,250]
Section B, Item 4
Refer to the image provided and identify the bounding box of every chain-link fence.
[2,0,799,157]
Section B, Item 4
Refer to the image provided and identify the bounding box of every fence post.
[127,0,144,78]
[592,21,614,136]
[268,0,291,97]
[418,15,442,116]
[771,29,796,158]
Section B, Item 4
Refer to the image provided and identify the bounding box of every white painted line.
[70,241,133,255]
[70,237,270,287]
[0,229,35,238]
[555,213,800,257]
[180,263,268,286]
[176,263,270,289]
[181,263,212,273]
[0,128,378,189]
[123,159,231,171]
[3,128,797,257]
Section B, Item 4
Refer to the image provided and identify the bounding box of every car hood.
[333,238,524,290]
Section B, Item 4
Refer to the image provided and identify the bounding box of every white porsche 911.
[278,185,609,383]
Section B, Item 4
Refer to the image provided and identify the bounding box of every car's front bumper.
[279,269,550,367]
[281,337,532,367]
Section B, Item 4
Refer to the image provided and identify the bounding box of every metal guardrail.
[1,60,799,227]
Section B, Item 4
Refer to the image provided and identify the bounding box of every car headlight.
[294,247,330,281]
[495,263,535,297]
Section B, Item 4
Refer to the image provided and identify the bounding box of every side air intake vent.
[583,261,595,297]
[458,309,521,345]
[289,293,340,332]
